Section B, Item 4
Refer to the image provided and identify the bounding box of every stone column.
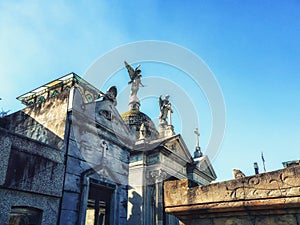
[150,169,168,225]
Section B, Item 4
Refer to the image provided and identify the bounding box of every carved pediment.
[99,110,112,121]
[194,155,217,180]
[161,135,193,164]
[165,141,180,153]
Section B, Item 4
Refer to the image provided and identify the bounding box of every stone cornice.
[164,165,300,219]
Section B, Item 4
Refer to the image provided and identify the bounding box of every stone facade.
[164,165,300,225]
[0,70,217,225]
[59,87,134,225]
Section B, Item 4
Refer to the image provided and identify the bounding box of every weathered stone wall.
[185,214,300,225]
[2,90,70,149]
[0,189,61,225]
[0,128,65,225]
[164,166,300,225]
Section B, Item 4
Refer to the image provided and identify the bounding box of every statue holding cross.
[159,95,173,125]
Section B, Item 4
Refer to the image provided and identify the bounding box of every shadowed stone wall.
[2,90,70,149]
[0,128,65,225]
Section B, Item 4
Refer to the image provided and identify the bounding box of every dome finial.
[193,128,203,159]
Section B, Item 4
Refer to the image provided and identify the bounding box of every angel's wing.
[124,61,135,79]
[159,95,163,108]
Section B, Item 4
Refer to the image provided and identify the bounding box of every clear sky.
[0,0,299,181]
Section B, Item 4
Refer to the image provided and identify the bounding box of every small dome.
[194,147,203,159]
[121,109,159,140]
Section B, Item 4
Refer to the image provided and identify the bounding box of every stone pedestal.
[158,119,175,138]
[129,99,140,111]
[158,125,175,138]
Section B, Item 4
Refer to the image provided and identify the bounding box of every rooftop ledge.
[164,165,300,218]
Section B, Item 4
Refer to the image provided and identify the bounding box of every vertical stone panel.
[0,134,11,185]
[61,191,80,211]
[64,172,81,193]
[59,210,78,225]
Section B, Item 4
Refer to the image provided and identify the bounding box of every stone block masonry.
[164,165,300,225]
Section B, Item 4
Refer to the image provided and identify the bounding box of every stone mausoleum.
[0,62,216,225]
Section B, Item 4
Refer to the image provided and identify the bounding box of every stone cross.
[194,128,200,148]
[168,107,173,126]
[101,140,108,158]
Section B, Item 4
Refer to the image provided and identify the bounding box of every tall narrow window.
[9,206,43,225]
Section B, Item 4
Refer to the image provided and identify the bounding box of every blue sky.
[0,0,299,181]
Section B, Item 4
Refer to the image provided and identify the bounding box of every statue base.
[129,100,140,111]
[158,120,175,138]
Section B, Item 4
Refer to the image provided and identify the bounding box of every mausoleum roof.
[121,109,158,140]
[17,72,102,106]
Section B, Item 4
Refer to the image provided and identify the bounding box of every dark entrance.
[85,184,114,225]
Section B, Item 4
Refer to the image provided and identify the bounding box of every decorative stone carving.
[99,110,112,121]
[103,86,117,106]
[226,167,300,200]
[164,165,300,223]
[233,169,246,179]
[150,169,168,183]
[165,142,177,152]
[100,140,108,158]
[138,123,146,140]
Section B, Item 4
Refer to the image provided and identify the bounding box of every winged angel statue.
[124,61,144,98]
[159,95,172,123]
